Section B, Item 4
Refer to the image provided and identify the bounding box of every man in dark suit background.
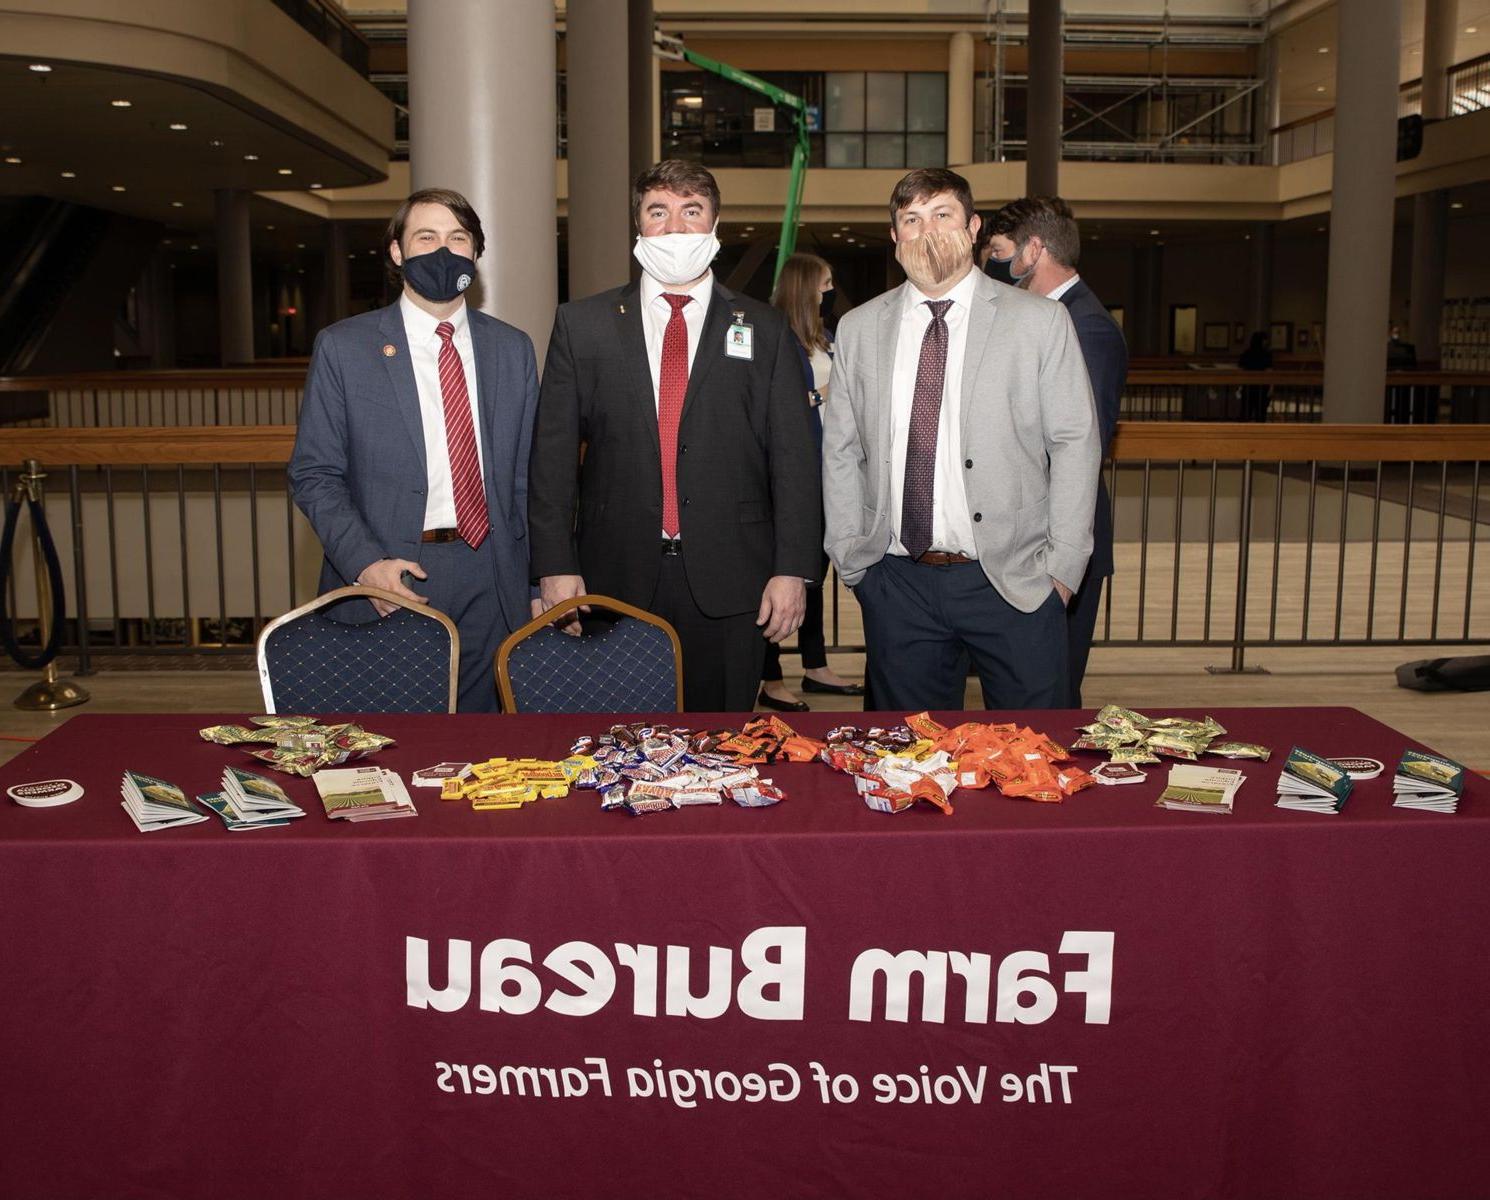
[289,188,539,711]
[999,196,1129,707]
[528,161,822,711]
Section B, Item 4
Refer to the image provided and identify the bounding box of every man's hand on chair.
[356,558,428,617]
[538,574,590,636]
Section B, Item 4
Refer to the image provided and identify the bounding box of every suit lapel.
[467,312,511,528]
[680,280,734,425]
[377,303,427,479]
[875,287,904,495]
[960,272,1000,451]
[612,281,659,458]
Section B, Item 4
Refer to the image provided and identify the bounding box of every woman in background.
[758,253,864,711]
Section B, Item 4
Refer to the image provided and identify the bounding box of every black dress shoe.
[757,689,810,712]
[800,677,865,696]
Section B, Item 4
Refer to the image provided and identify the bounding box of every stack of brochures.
[1275,746,1354,814]
[1153,764,1246,814]
[197,766,307,830]
[120,770,208,832]
[312,765,418,822]
[1392,749,1467,813]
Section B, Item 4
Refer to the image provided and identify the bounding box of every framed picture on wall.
[1297,328,1312,350]
[1269,321,1293,352]
[1171,304,1198,355]
[1203,322,1230,351]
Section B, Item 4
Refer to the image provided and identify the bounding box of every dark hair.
[632,160,722,229]
[771,253,832,354]
[888,168,975,227]
[986,200,1025,238]
[384,187,485,285]
[1004,195,1081,269]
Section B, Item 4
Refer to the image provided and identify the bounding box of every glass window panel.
[866,72,905,131]
[826,132,865,168]
[825,73,865,131]
[905,133,945,168]
[865,133,906,168]
[907,72,946,132]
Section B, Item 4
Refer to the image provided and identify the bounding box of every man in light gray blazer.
[289,188,538,711]
[822,169,1100,711]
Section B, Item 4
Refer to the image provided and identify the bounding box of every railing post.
[1209,459,1267,675]
[68,464,92,675]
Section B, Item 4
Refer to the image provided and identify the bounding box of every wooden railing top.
[1,424,1488,466]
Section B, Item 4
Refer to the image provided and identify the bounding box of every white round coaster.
[8,779,84,807]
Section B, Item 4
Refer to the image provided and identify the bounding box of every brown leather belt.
[915,550,975,566]
[421,528,462,544]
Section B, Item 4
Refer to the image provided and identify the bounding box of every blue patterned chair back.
[258,588,458,714]
[497,596,681,713]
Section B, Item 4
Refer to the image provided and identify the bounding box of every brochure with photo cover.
[120,770,208,832]
[1276,746,1354,814]
[313,766,417,822]
[220,766,306,824]
[1154,764,1245,814]
[198,791,295,831]
[1392,749,1467,813]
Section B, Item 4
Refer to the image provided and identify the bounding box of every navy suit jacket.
[288,300,539,633]
[1058,279,1127,578]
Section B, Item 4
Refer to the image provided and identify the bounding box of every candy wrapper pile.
[199,716,395,777]
[569,718,805,815]
[440,757,589,810]
[819,711,1095,815]
[1071,705,1270,764]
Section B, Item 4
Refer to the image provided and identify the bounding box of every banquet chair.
[256,586,459,714]
[495,594,683,713]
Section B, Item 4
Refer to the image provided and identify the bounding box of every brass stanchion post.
[13,459,89,711]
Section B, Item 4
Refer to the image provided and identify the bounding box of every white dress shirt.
[888,266,981,558]
[1046,272,1081,303]
[401,294,486,531]
[640,270,714,412]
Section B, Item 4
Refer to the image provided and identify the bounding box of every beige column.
[947,31,975,167]
[567,0,634,298]
[409,0,557,360]
[1409,0,1459,361]
[213,189,254,366]
[1025,0,1063,196]
[1322,0,1401,423]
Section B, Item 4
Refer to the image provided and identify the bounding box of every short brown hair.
[1005,195,1081,269]
[770,253,832,354]
[888,168,975,227]
[384,187,485,284]
[632,160,721,229]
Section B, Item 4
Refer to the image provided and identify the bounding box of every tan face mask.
[895,224,974,290]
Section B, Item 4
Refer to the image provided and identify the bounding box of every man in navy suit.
[1000,196,1128,708]
[289,188,539,711]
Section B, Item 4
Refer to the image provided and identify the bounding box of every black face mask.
[819,288,836,320]
[400,246,475,303]
[984,257,1016,286]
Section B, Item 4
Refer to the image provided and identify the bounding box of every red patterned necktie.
[435,320,489,550]
[900,298,954,561]
[658,293,691,538]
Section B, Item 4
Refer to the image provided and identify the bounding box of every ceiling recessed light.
[266,225,276,231]
[3,156,21,165]
[1315,85,1327,93]
[831,232,841,238]
[190,244,200,251]
[367,250,376,256]
[1468,26,1479,34]
[348,253,356,259]
[28,63,52,73]
[110,99,132,107]
[744,225,755,231]
[296,242,306,249]
[170,200,184,208]
[277,167,293,175]
[1316,226,1326,232]
[1243,233,1251,240]
[60,170,75,178]
[162,239,172,245]
[1149,228,1160,235]
[243,153,259,161]
[111,185,126,192]
[169,122,188,131]
[309,182,323,189]
[209,139,224,148]
[1451,201,1465,209]
[840,226,850,231]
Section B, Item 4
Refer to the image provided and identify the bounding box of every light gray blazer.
[822,269,1100,613]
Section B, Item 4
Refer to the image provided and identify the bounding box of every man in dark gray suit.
[289,188,539,711]
[1001,196,1128,707]
[823,169,1100,712]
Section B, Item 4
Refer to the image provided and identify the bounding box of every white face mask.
[633,226,720,286]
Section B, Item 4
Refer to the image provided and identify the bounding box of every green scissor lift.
[654,32,810,290]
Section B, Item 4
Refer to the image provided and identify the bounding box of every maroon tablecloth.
[1,708,1486,1199]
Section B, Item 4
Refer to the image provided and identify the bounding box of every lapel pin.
[382,343,397,357]
[618,303,627,315]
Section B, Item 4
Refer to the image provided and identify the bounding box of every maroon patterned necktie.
[899,298,953,560]
[435,320,489,550]
[658,293,691,538]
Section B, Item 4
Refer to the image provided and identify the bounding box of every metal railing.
[0,425,1484,677]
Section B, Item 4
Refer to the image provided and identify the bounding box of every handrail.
[0,424,1486,467]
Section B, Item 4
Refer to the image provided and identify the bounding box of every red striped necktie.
[435,320,489,550]
[658,293,691,538]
